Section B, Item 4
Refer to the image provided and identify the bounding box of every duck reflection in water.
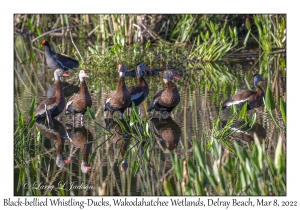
[105,118,131,172]
[65,124,93,173]
[151,116,181,151]
[221,120,266,143]
[35,118,71,169]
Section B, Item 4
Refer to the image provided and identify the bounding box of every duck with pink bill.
[148,70,180,115]
[65,70,92,126]
[34,69,69,119]
[104,64,131,117]
[222,74,267,111]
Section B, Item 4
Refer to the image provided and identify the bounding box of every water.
[14,39,286,196]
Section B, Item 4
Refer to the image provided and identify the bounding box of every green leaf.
[243,30,251,46]
[64,14,69,26]
[249,113,257,128]
[36,27,42,36]
[15,104,24,129]
[234,142,245,165]
[27,19,34,32]
[88,151,97,164]
[163,180,174,196]
[280,98,286,125]
[28,118,36,129]
[265,86,275,111]
[193,140,205,168]
[59,183,65,196]
[238,103,248,121]
[253,134,263,170]
[87,107,95,120]
[145,40,151,49]
[245,18,251,31]
[187,158,196,174]
[29,98,36,118]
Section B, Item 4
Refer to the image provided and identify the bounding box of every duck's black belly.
[154,103,176,113]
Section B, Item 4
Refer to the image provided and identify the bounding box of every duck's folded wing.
[223,89,255,106]
[148,90,164,111]
[34,97,57,116]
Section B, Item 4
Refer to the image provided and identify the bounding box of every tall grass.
[14,14,286,61]
[164,135,285,195]
[247,14,286,53]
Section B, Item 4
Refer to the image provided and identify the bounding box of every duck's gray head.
[253,74,266,87]
[163,70,180,83]
[136,63,148,77]
[54,69,69,81]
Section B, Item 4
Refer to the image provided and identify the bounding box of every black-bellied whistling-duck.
[65,124,93,173]
[104,64,131,117]
[42,40,79,71]
[65,70,92,126]
[222,74,267,110]
[147,70,180,114]
[127,63,149,108]
[34,69,69,119]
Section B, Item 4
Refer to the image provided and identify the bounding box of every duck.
[65,70,92,126]
[34,69,69,119]
[222,74,267,110]
[127,63,149,108]
[104,64,131,117]
[42,40,79,71]
[147,70,180,114]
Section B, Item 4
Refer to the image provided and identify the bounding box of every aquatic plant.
[164,135,285,195]
[247,14,286,53]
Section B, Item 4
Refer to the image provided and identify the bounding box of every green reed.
[15,14,287,64]
[264,86,286,131]
[14,99,41,195]
[164,128,285,195]
[247,14,286,53]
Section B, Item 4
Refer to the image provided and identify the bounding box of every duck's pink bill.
[173,75,180,80]
[63,72,70,77]
[145,67,151,71]
[64,160,72,164]
[86,166,91,172]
